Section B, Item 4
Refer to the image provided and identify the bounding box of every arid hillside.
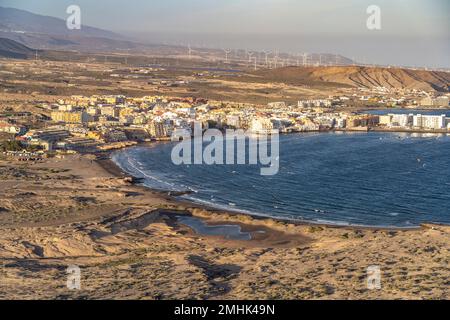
[254,66,450,92]
[0,37,36,59]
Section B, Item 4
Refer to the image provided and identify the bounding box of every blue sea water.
[112,132,450,227]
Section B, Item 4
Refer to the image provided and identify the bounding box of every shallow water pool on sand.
[177,216,252,240]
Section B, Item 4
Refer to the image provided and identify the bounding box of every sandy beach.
[0,152,448,299]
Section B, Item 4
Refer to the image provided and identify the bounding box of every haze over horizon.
[0,0,449,68]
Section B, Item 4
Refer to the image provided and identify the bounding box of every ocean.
[112,131,450,227]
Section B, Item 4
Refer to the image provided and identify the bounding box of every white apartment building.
[100,105,120,118]
[0,122,26,134]
[226,115,241,128]
[268,102,286,109]
[298,99,332,108]
[334,117,347,128]
[413,114,446,129]
[390,114,413,127]
[250,118,274,134]
[420,96,449,107]
[58,104,74,112]
[87,106,100,116]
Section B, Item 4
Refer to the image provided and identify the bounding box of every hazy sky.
[1,0,449,68]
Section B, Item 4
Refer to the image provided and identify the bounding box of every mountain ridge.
[0,6,140,52]
[254,66,450,92]
[0,37,36,59]
[0,6,122,39]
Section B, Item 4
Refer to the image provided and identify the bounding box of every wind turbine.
[247,50,254,63]
[273,50,279,68]
[188,44,193,59]
[246,50,254,68]
[124,48,130,65]
[303,53,308,67]
[223,49,232,64]
[262,50,271,67]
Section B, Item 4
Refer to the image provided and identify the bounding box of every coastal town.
[0,2,449,303]
[1,90,449,159]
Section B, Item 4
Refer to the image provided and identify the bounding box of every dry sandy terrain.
[0,58,344,106]
[254,66,450,92]
[0,154,448,300]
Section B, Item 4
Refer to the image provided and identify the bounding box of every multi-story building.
[132,115,148,125]
[100,105,120,118]
[268,102,286,109]
[51,111,90,124]
[298,99,332,108]
[413,114,446,129]
[434,96,449,107]
[420,96,449,107]
[379,115,393,126]
[23,128,71,151]
[25,128,71,142]
[86,106,100,116]
[102,95,126,105]
[103,129,128,142]
[119,115,134,125]
[334,117,347,129]
[58,104,74,112]
[391,114,413,127]
[55,137,99,151]
[148,121,167,138]
[226,115,241,128]
[87,131,103,141]
[250,118,274,134]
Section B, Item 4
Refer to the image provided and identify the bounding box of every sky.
[1,0,449,68]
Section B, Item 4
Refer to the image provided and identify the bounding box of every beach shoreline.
[99,146,445,232]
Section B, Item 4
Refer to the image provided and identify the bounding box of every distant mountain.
[0,6,121,39]
[0,37,35,59]
[0,6,148,52]
[254,66,450,92]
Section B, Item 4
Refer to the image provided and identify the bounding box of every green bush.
[0,140,24,152]
[0,140,42,152]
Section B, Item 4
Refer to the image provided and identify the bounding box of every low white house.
[0,122,26,135]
